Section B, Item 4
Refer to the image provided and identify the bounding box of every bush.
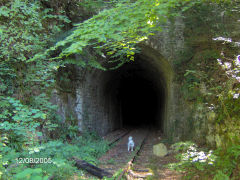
[168,141,240,179]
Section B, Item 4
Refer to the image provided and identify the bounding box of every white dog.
[128,136,135,151]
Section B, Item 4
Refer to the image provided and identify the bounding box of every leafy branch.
[50,0,202,69]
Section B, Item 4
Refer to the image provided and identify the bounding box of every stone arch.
[73,44,174,136]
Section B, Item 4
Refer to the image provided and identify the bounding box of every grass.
[1,131,110,180]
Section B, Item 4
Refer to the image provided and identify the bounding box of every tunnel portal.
[61,45,174,136]
[102,53,167,132]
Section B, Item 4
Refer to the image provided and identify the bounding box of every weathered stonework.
[53,16,191,139]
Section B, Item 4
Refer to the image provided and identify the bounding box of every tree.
[0,0,69,148]
[50,0,236,70]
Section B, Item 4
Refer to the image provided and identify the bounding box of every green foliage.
[0,1,72,178]
[50,0,237,70]
[214,145,240,178]
[51,0,203,69]
[0,96,43,149]
[213,171,230,180]
[77,0,114,14]
[0,154,4,179]
[13,168,48,180]
[169,141,240,179]
[0,0,69,150]
[181,70,201,100]
[0,0,69,94]
[180,28,240,148]
[0,0,69,62]
[1,132,109,179]
[0,0,68,101]
[171,141,196,153]
[214,89,240,148]
[0,94,61,151]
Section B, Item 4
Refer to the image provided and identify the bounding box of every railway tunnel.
[73,45,174,136]
[56,45,174,136]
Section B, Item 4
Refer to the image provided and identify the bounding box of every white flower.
[233,93,239,99]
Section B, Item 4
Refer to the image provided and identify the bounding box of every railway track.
[72,128,181,179]
[117,128,152,180]
[99,128,152,179]
[103,128,131,146]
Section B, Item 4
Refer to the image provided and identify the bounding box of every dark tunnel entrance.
[57,45,173,136]
[104,54,167,131]
[117,73,162,128]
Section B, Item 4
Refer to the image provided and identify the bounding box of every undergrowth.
[0,131,109,180]
[168,141,240,179]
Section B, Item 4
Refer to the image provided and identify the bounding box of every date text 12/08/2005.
[16,158,52,164]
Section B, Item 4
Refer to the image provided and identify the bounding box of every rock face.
[153,143,168,157]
